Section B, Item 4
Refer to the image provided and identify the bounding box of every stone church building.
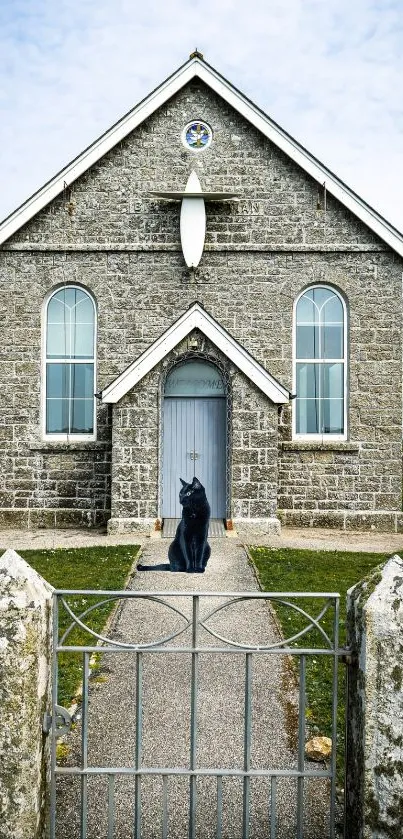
[1,52,403,535]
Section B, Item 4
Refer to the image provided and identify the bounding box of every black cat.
[137,477,211,573]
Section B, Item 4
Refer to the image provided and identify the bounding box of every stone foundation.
[0,508,110,530]
[2,507,403,534]
[233,517,282,538]
[278,509,403,532]
[107,517,156,535]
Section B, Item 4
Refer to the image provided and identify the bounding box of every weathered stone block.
[0,549,53,839]
[233,517,281,537]
[278,510,346,529]
[0,510,28,528]
[107,516,154,534]
[54,509,93,528]
[346,555,403,838]
[28,509,57,529]
[344,512,397,532]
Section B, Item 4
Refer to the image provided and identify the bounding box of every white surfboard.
[180,171,206,268]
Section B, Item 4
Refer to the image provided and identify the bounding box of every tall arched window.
[294,285,347,439]
[44,286,96,438]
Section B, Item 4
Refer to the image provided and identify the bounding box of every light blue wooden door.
[162,397,226,518]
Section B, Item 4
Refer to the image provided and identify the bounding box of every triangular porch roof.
[1,53,403,255]
[101,302,290,404]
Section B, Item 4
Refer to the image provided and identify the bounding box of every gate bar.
[58,646,339,656]
[162,775,169,839]
[55,766,331,777]
[107,774,115,839]
[189,595,200,839]
[134,651,143,838]
[54,589,340,597]
[296,654,307,838]
[270,776,277,838]
[50,594,59,839]
[242,652,253,839]
[216,776,223,839]
[80,652,90,839]
[330,597,340,839]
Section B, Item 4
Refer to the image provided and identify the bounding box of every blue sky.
[1,0,403,230]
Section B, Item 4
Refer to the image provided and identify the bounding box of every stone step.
[162,518,226,538]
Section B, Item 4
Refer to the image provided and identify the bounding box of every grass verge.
[18,544,140,707]
[248,546,397,780]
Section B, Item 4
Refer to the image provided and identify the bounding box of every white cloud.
[1,0,403,230]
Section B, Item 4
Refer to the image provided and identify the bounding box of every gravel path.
[53,538,332,839]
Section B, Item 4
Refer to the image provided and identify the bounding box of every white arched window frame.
[293,285,347,441]
[42,285,97,441]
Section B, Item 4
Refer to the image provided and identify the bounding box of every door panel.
[195,398,226,518]
[162,397,226,518]
[162,398,195,518]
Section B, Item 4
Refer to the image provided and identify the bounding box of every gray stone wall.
[108,368,159,532]
[231,371,279,525]
[0,80,402,530]
[0,442,111,529]
[278,441,403,531]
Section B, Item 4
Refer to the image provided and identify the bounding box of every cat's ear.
[192,477,202,488]
[180,478,187,486]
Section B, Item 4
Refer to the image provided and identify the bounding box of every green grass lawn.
[248,546,397,779]
[18,545,140,707]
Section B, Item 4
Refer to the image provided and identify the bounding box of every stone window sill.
[29,441,111,453]
[281,441,360,453]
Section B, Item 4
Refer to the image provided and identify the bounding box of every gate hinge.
[43,705,73,736]
[339,648,357,666]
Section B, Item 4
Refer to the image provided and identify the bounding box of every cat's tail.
[137,563,171,571]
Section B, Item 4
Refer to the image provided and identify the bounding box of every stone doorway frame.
[158,345,233,523]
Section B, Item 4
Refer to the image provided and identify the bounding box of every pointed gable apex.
[101,303,290,404]
[1,53,403,255]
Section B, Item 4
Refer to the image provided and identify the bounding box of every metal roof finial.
[189,48,204,59]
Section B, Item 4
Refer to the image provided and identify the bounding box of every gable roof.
[1,53,403,256]
[101,302,290,404]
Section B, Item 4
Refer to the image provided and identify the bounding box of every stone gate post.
[0,549,53,839]
[345,554,403,838]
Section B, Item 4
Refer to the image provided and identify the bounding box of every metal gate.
[47,589,344,838]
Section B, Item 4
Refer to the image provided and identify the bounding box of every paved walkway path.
[54,538,332,839]
[1,524,402,553]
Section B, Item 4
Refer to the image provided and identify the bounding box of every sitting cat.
[137,477,211,573]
